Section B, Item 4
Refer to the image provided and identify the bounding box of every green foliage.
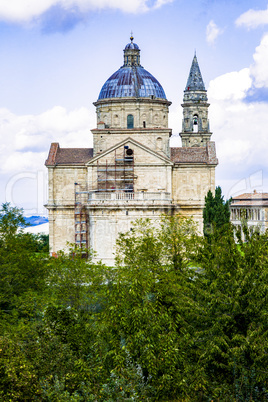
[0,202,27,238]
[0,203,49,318]
[196,224,268,400]
[109,216,202,399]
[203,186,231,239]
[0,203,267,401]
[0,331,41,401]
[47,246,95,309]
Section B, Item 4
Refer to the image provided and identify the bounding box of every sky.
[1,0,268,216]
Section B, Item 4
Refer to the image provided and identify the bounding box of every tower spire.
[180,54,212,147]
[185,53,206,92]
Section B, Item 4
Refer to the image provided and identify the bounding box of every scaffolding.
[97,145,134,192]
[74,145,135,255]
[74,183,89,255]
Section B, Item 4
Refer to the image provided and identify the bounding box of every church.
[45,36,218,265]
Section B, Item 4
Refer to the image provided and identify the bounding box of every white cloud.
[0,0,174,23]
[0,106,94,174]
[72,0,149,13]
[236,5,268,29]
[206,35,268,196]
[208,68,252,101]
[206,20,223,45]
[250,33,268,88]
[153,0,173,9]
[210,98,268,168]
[0,1,54,22]
[0,105,95,213]
[2,151,47,173]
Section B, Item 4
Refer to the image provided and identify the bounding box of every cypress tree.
[203,186,231,238]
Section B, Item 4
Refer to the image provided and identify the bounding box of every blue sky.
[1,0,268,215]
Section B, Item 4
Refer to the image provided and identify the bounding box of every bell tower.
[180,54,212,147]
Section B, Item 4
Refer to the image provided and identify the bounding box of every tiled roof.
[45,143,93,166]
[232,192,268,200]
[231,200,268,207]
[231,192,268,207]
[45,141,218,167]
[170,141,218,165]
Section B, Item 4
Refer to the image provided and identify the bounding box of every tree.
[195,224,268,400]
[46,246,106,309]
[0,242,108,401]
[0,202,27,238]
[203,186,231,239]
[0,207,267,401]
[105,216,203,400]
[0,203,49,320]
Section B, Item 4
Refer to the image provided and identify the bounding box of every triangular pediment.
[86,137,173,166]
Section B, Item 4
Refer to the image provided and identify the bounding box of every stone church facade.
[45,36,218,265]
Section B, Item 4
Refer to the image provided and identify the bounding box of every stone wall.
[47,166,87,253]
[95,98,170,129]
[92,98,172,157]
[48,207,75,253]
[172,165,215,204]
[172,164,216,233]
[88,206,171,266]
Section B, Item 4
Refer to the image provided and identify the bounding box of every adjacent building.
[45,36,218,265]
[230,191,268,235]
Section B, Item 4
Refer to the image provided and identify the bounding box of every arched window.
[127,114,134,129]
[193,114,198,132]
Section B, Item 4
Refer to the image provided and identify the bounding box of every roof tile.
[45,144,93,166]
[170,141,218,165]
[231,192,268,204]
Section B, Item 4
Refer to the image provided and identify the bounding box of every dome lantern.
[123,34,140,66]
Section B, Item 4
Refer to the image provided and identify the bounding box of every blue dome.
[124,42,139,50]
[98,66,167,100]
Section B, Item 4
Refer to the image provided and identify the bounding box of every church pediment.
[86,137,173,166]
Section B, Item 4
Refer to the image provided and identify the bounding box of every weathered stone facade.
[45,37,218,265]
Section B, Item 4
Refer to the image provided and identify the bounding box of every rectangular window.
[127,114,134,129]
